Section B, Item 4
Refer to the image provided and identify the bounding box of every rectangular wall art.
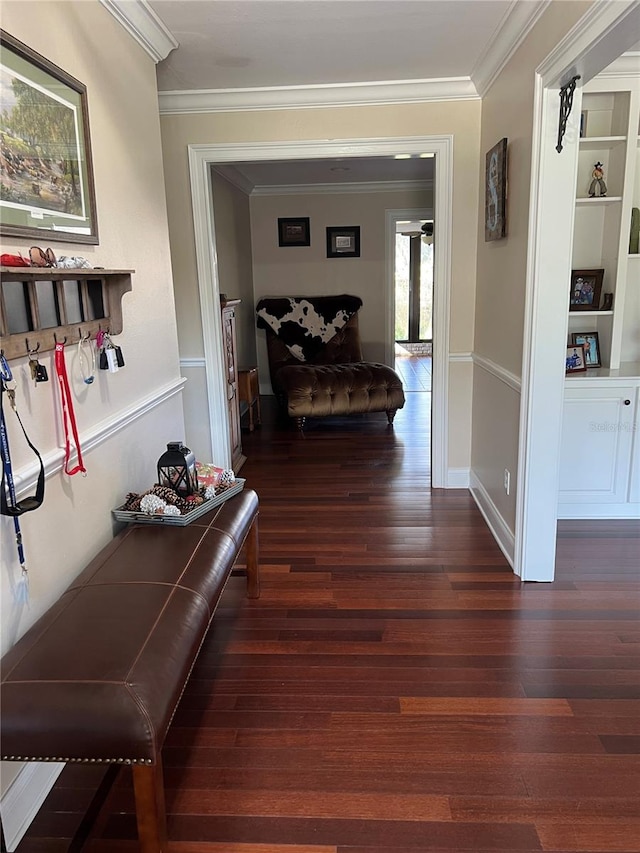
[484,138,507,242]
[0,33,98,244]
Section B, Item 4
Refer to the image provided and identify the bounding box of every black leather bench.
[1,489,259,852]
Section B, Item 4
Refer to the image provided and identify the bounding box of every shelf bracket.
[556,75,581,153]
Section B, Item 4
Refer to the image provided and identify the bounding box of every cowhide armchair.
[256,295,405,430]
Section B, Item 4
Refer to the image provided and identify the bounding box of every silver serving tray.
[112,479,245,526]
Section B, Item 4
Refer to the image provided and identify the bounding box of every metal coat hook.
[25,339,40,355]
[54,332,67,345]
[78,329,91,341]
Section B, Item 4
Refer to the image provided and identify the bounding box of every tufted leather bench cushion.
[1,488,259,852]
[277,361,405,420]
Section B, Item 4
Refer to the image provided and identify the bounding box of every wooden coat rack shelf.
[0,267,133,360]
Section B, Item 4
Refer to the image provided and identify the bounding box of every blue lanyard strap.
[1,353,46,580]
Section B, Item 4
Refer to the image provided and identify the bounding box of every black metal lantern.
[157,442,198,496]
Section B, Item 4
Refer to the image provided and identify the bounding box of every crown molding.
[597,52,640,77]
[158,77,478,115]
[211,165,256,196]
[472,0,551,96]
[252,179,433,197]
[99,0,178,63]
[537,0,640,86]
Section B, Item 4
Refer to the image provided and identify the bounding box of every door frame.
[515,0,639,580]
[188,136,453,486]
[385,207,434,362]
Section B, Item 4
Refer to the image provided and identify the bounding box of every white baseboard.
[1,762,65,851]
[558,502,640,519]
[469,469,515,568]
[446,467,470,488]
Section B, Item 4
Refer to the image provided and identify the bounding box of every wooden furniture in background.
[220,299,246,471]
[238,367,261,432]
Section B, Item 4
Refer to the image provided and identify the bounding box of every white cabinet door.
[559,386,636,504]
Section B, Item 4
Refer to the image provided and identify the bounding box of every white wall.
[211,170,257,370]
[1,0,184,797]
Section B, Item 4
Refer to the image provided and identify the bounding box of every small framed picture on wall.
[326,226,360,258]
[278,217,310,247]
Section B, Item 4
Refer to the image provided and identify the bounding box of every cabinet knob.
[624,399,631,406]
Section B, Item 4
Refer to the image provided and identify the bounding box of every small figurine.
[588,161,607,198]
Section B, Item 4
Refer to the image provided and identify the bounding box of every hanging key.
[29,355,48,384]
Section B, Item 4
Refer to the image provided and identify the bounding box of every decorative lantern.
[157,442,198,496]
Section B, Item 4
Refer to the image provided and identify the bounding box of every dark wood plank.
[16,388,640,853]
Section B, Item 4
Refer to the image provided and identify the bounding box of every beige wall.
[471,1,593,531]
[250,187,432,382]
[211,170,257,369]
[160,100,481,470]
[180,170,256,460]
[1,3,183,650]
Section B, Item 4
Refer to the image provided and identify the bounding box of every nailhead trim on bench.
[1,755,153,764]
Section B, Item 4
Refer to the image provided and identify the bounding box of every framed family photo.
[571,331,602,368]
[278,217,310,247]
[569,268,604,311]
[0,32,98,244]
[566,344,588,374]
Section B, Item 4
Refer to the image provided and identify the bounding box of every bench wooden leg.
[132,762,168,853]
[245,516,260,599]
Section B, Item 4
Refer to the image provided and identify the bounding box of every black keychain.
[28,351,48,384]
[97,332,125,372]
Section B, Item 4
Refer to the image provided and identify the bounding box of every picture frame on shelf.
[601,292,613,311]
[278,217,310,247]
[484,137,507,242]
[570,332,601,368]
[0,32,98,244]
[569,268,604,311]
[566,344,588,374]
[326,225,360,258]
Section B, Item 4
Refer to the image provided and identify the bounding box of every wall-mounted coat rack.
[0,267,133,360]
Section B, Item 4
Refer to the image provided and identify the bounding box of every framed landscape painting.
[0,33,98,244]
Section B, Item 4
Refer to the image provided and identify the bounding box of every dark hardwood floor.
[14,385,640,853]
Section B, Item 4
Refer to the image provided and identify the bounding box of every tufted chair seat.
[263,310,405,429]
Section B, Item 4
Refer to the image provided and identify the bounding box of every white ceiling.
[213,154,435,191]
[148,0,514,92]
[116,2,637,187]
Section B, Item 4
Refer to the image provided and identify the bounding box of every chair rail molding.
[472,352,522,392]
[11,377,186,498]
[180,357,206,369]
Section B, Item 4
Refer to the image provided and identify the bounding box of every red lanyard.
[54,342,86,476]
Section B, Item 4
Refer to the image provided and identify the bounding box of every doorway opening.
[394,217,433,396]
